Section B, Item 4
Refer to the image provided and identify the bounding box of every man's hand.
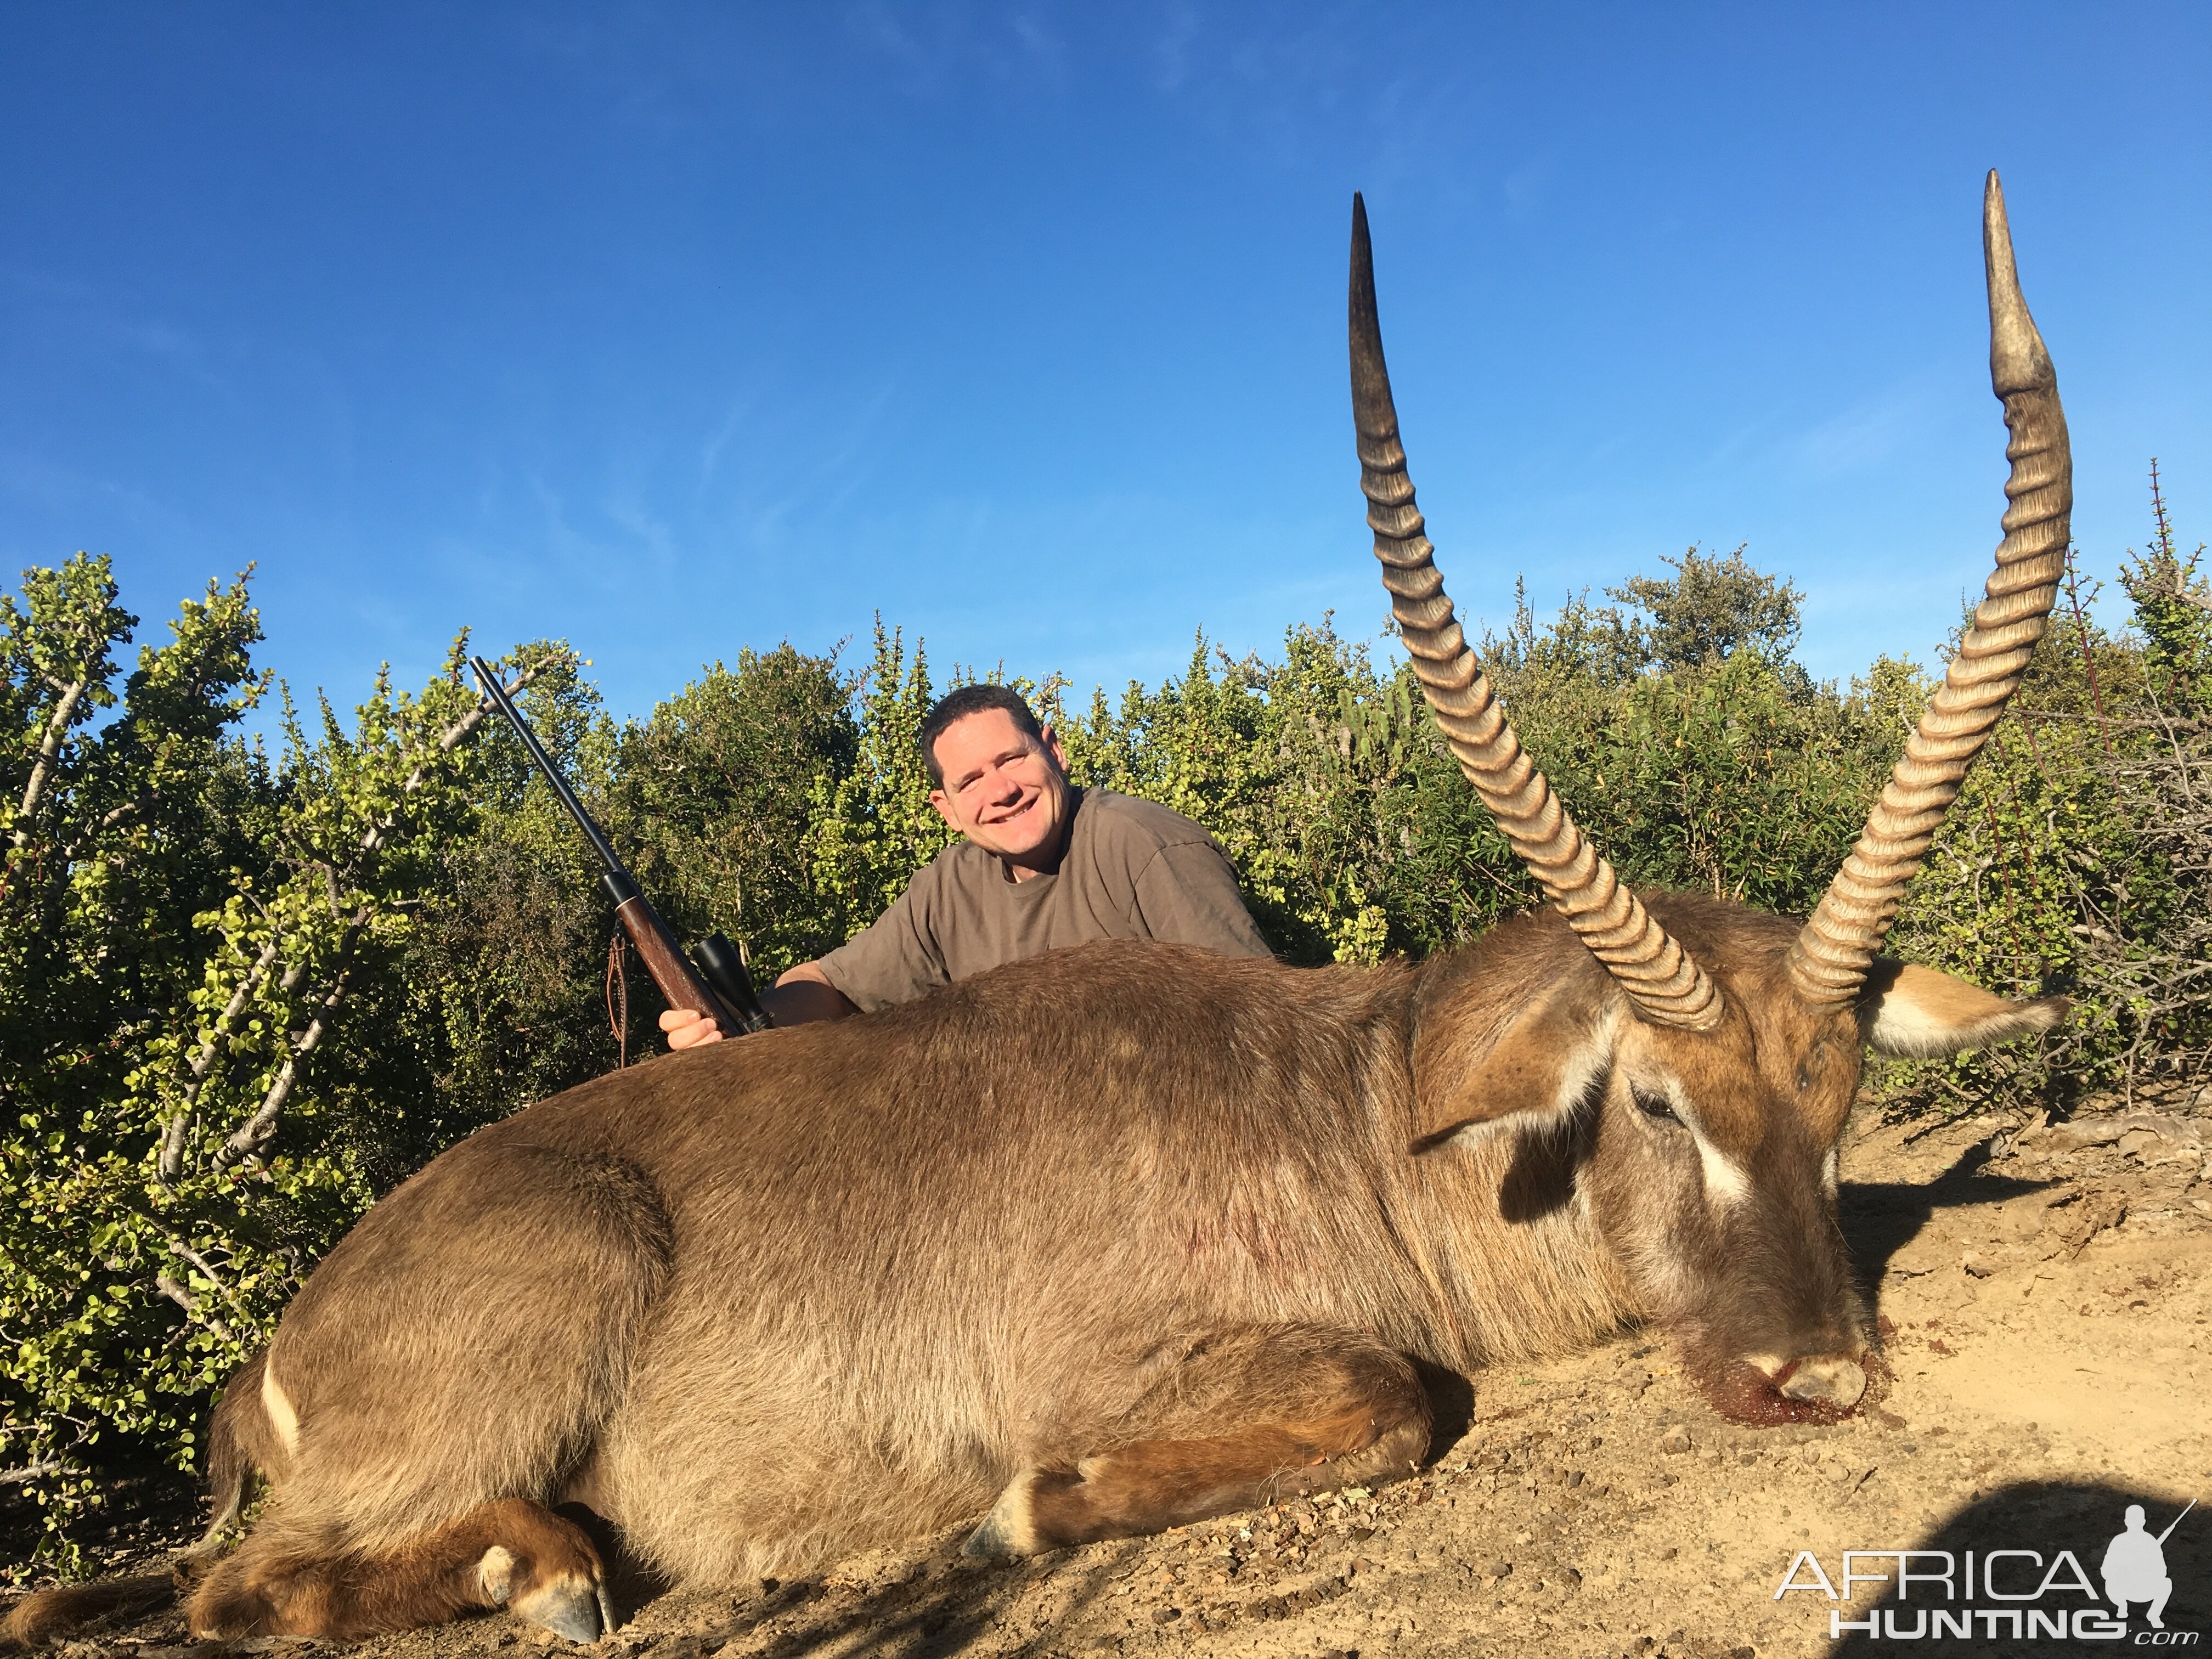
[658,961,858,1049]
[658,1006,723,1049]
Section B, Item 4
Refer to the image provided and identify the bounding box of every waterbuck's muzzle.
[1772,1355,1868,1411]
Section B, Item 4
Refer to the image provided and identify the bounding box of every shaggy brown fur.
[189,1498,605,1642]
[3,1572,183,1649]
[7,894,2061,1646]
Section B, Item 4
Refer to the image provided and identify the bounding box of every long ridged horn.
[1787,172,2073,1007]
[1350,194,1722,1031]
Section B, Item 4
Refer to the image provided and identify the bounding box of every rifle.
[469,655,771,1038]
[2156,1498,2196,1545]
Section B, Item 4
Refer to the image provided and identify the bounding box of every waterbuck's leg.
[189,1497,614,1644]
[966,1324,1430,1556]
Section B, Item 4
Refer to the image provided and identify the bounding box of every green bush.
[1,557,522,1570]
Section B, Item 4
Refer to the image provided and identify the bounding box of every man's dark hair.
[918,684,1046,787]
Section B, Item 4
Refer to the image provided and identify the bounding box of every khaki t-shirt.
[815,787,1272,1011]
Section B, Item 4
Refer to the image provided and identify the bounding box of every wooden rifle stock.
[608,874,736,1030]
[468,655,771,1037]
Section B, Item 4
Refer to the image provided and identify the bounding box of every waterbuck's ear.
[1409,967,1614,1150]
[1859,959,2068,1058]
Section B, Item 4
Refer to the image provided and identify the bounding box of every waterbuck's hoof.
[1778,1356,1866,1410]
[961,1519,1013,1559]
[512,1575,610,1645]
[962,1472,1042,1559]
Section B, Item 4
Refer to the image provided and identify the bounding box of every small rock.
[2050,1113,2198,1155]
[1962,1251,2000,1278]
[1660,1427,1693,1455]
[2046,1118,2131,1154]
[2062,1192,2129,1254]
[2118,1128,2160,1159]
[1150,1607,1180,1625]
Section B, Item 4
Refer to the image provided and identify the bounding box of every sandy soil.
[16,1096,2211,1659]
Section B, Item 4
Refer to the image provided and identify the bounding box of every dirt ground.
[16,1093,2211,1659]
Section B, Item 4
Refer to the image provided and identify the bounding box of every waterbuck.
[5,173,2070,1648]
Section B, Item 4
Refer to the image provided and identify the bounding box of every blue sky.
[3,4,2207,727]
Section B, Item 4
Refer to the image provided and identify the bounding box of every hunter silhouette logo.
[1773,1498,2199,1643]
[2105,1500,2191,1630]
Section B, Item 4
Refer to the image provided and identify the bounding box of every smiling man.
[661,684,1272,1043]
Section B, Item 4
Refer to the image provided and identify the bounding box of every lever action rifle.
[469,655,771,1039]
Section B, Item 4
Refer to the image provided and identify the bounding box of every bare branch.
[153,1273,237,1341]
[176,654,563,1180]
[160,1229,234,1299]
[345,658,561,863]
[157,934,285,1183]
[212,968,349,1171]
[10,678,88,848]
[2013,706,2208,733]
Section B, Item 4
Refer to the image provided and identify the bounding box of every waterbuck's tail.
[3,1352,273,1650]
[2,1572,183,1651]
[195,1348,279,1551]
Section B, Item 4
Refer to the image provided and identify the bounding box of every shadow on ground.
[1818,1480,2207,1655]
[608,1532,1146,1659]
[1839,1137,2053,1288]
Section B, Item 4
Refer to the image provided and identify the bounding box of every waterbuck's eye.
[1796,1064,1812,1093]
[1632,1087,1679,1123]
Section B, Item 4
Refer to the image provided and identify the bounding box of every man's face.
[927,709,1072,872]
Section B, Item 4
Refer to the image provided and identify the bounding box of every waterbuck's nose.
[1775,1356,1866,1410]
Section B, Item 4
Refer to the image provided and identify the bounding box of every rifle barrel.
[468,653,768,1036]
[468,655,630,887]
[2155,1497,2196,1545]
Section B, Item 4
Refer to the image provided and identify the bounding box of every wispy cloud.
[840,1,1069,97]
[698,398,753,493]
[1148,1,1200,91]
[1783,375,1943,479]
[0,447,194,544]
[1006,6,1068,81]
[1502,151,1555,218]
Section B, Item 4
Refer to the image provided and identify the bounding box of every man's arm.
[761,962,860,1025]
[1133,840,1274,959]
[662,865,951,1049]
[660,962,857,1048]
